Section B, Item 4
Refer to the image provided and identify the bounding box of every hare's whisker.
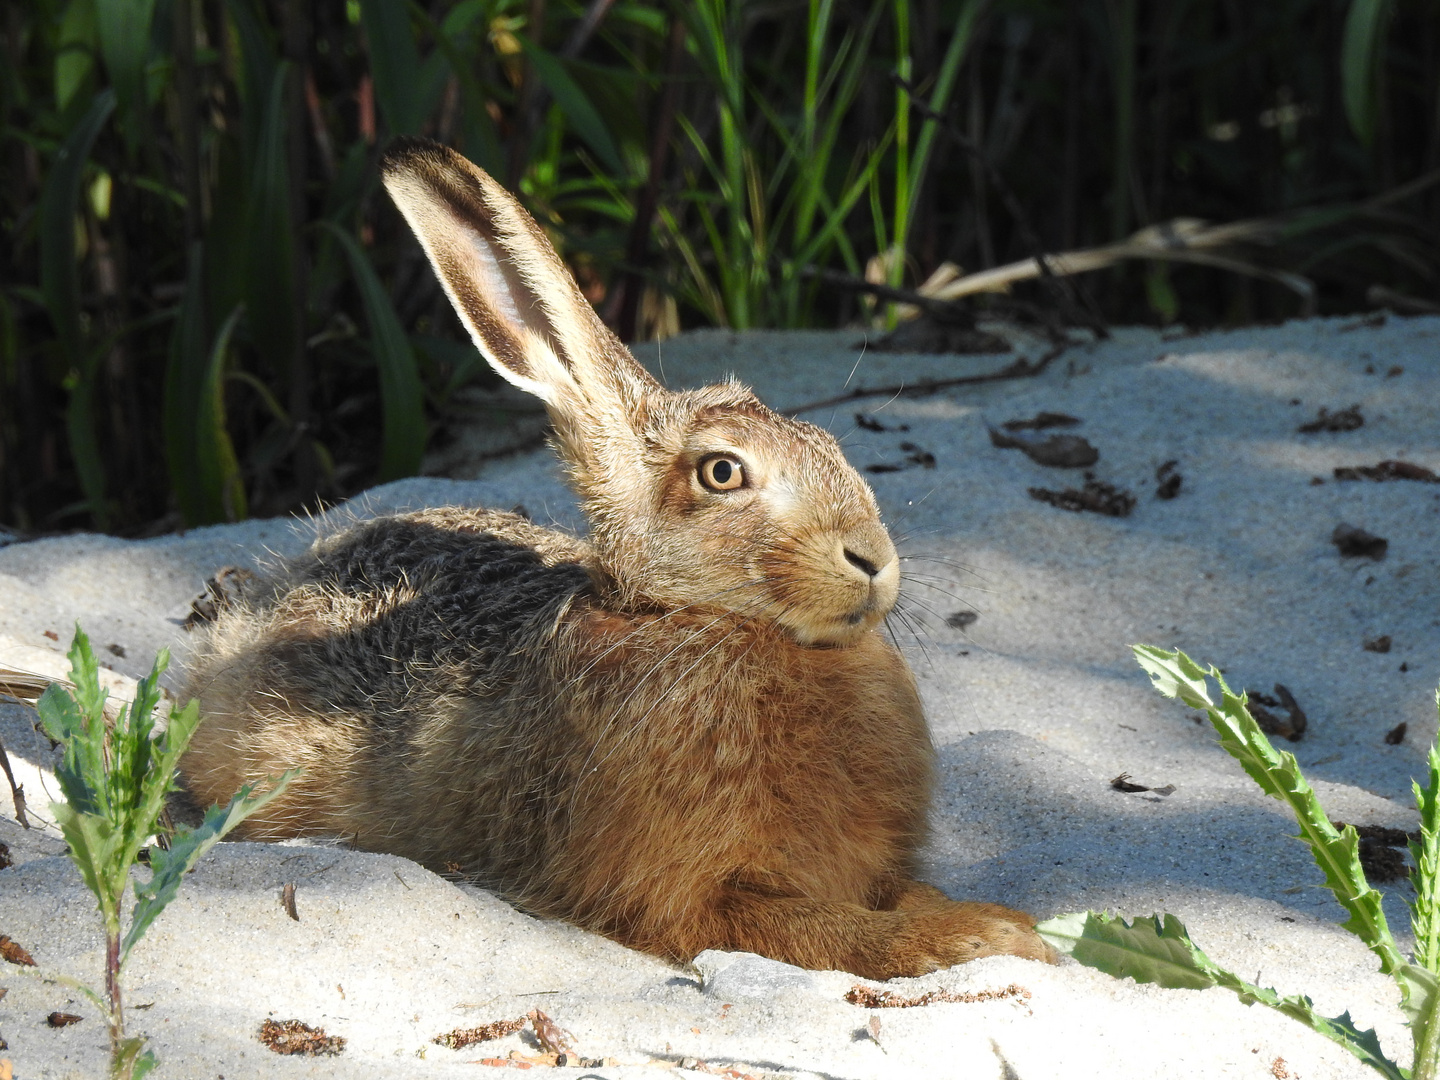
[888,603,935,669]
[897,552,990,580]
[899,576,985,612]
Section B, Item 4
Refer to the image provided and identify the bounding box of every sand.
[2,313,1438,1079]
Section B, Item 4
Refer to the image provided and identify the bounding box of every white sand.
[3,314,1439,1079]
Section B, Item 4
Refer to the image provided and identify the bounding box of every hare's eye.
[698,454,746,492]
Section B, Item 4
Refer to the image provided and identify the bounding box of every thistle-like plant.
[35,627,294,1079]
[1037,647,1440,1080]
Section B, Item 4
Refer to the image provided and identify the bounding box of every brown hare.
[179,136,1053,980]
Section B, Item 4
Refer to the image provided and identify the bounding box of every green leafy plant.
[34,627,294,1079]
[1037,647,1440,1079]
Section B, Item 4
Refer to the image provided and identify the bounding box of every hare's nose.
[844,548,880,578]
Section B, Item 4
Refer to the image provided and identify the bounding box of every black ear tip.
[379,135,449,177]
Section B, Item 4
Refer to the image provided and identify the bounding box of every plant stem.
[106,922,125,1073]
[1418,995,1440,1080]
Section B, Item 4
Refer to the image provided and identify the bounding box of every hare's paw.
[890,900,1057,976]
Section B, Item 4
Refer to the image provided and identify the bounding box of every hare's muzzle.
[837,536,900,616]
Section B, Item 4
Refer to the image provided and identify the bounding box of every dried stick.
[786,342,1069,416]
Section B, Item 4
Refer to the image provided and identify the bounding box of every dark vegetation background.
[2,0,1437,536]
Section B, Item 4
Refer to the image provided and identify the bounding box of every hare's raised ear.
[379,137,657,423]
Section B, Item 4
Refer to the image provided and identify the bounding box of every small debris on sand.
[1334,460,1439,483]
[1029,474,1135,517]
[1332,524,1388,560]
[258,1018,346,1056]
[1298,405,1363,433]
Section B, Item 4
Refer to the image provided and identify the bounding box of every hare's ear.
[379,137,657,430]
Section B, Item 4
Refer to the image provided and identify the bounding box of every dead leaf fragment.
[1001,412,1081,431]
[1155,460,1183,499]
[0,936,35,967]
[1332,523,1388,559]
[433,1016,528,1049]
[855,413,909,433]
[281,882,299,921]
[1028,474,1135,516]
[845,983,1031,1008]
[990,426,1099,468]
[1334,460,1439,483]
[182,567,255,630]
[258,1018,346,1056]
[1298,405,1363,433]
[527,1008,576,1056]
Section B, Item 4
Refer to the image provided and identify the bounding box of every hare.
[179,137,1053,980]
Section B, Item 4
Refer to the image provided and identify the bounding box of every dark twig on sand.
[0,736,27,828]
[787,343,1070,417]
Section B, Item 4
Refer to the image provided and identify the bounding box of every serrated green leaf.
[1132,646,1405,982]
[123,771,296,962]
[1413,719,1440,974]
[50,799,120,920]
[1039,910,1407,1079]
[1038,910,1217,990]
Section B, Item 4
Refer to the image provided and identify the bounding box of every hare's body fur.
[179,138,1053,978]
[184,507,937,970]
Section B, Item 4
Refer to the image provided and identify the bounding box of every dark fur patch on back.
[259,517,592,735]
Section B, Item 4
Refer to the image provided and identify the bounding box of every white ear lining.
[465,230,526,328]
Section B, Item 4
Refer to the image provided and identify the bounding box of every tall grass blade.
[225,0,279,164]
[243,65,299,397]
[41,89,116,528]
[359,0,445,136]
[165,291,246,525]
[518,36,624,174]
[55,0,100,119]
[320,223,425,481]
[1341,0,1395,151]
[95,0,157,154]
[163,243,207,523]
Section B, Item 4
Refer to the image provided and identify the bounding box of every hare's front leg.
[709,886,1056,980]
